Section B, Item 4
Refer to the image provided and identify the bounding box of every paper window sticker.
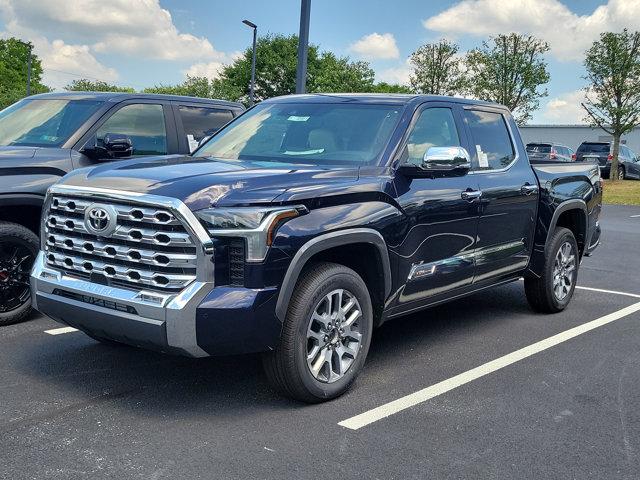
[187,134,199,153]
[476,145,489,167]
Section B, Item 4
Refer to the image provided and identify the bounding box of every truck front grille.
[44,194,198,292]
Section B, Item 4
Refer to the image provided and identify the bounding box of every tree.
[65,79,134,93]
[215,34,379,104]
[582,30,640,181]
[409,40,465,96]
[0,38,49,109]
[144,76,212,97]
[464,33,550,124]
[371,82,412,94]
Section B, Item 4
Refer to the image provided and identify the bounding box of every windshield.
[526,144,551,154]
[197,102,402,166]
[577,143,609,154]
[0,98,104,147]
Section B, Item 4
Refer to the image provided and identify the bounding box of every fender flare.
[275,228,392,321]
[544,199,588,255]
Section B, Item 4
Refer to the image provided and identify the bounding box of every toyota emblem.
[84,204,118,236]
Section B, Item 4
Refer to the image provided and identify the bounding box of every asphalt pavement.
[1,204,639,479]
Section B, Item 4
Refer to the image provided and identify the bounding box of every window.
[0,99,103,147]
[178,106,234,152]
[96,103,167,156]
[463,110,515,170]
[198,102,401,166]
[404,108,460,165]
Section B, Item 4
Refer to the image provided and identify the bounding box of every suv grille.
[44,194,198,292]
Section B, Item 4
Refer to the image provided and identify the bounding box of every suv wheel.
[525,227,579,313]
[263,262,373,403]
[0,222,39,326]
[618,167,626,180]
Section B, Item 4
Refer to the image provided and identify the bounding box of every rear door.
[172,103,235,154]
[462,107,539,284]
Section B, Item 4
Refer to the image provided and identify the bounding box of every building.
[519,124,640,153]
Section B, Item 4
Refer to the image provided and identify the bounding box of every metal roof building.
[519,124,640,153]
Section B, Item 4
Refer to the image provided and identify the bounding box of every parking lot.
[1,204,639,479]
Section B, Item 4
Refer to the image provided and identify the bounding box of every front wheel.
[0,222,39,326]
[618,167,626,180]
[525,227,579,313]
[263,262,373,403]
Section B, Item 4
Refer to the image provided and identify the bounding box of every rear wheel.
[0,222,39,326]
[525,227,578,313]
[263,262,373,403]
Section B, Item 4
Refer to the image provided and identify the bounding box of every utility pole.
[295,0,311,94]
[242,20,258,106]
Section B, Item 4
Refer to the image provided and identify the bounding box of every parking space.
[1,204,640,480]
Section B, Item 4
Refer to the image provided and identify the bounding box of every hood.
[59,155,373,210]
[0,146,38,160]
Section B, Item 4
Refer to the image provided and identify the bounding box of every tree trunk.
[610,134,621,181]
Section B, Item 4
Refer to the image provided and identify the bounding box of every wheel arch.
[0,194,45,234]
[545,199,588,258]
[275,228,392,323]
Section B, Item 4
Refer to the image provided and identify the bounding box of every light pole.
[296,0,311,94]
[26,43,32,96]
[243,19,257,106]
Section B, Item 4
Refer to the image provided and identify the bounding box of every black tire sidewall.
[0,223,39,325]
[544,228,579,311]
[291,268,373,400]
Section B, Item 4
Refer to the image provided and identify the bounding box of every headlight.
[196,206,307,262]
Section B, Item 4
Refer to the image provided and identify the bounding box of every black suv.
[31,94,602,402]
[0,92,243,325]
[526,143,575,162]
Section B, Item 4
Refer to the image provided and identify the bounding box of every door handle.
[461,189,482,202]
[520,183,539,196]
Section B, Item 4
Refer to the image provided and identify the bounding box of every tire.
[263,262,373,403]
[618,167,626,180]
[525,227,579,313]
[0,222,39,326]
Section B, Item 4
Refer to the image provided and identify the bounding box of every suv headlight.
[196,206,307,262]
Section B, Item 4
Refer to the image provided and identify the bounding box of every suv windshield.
[526,144,551,153]
[0,98,103,147]
[197,102,402,166]
[577,143,610,153]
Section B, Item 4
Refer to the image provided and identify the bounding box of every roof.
[263,93,505,108]
[522,124,640,129]
[25,91,243,108]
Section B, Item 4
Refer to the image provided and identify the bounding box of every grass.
[603,179,640,205]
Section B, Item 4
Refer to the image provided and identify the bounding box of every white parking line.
[630,214,640,218]
[576,285,640,299]
[44,327,79,335]
[339,299,640,431]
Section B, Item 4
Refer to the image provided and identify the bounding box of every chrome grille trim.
[42,185,213,294]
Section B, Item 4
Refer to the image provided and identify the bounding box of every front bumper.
[31,253,281,357]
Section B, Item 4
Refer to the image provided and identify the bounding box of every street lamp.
[242,19,257,106]
[16,39,32,96]
[296,0,311,94]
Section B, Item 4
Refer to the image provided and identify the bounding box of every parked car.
[526,142,576,162]
[575,141,639,179]
[31,94,602,402]
[0,92,243,325]
[617,145,640,180]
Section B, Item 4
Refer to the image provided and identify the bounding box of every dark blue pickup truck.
[0,92,243,325]
[30,94,602,402]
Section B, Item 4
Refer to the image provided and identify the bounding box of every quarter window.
[178,106,234,152]
[404,107,460,165]
[96,103,167,156]
[463,110,515,170]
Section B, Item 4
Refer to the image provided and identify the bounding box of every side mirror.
[102,133,133,159]
[398,146,471,178]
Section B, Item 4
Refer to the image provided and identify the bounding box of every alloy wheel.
[306,288,362,383]
[0,240,34,313]
[552,241,576,301]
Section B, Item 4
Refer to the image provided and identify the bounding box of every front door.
[392,103,480,309]
[461,107,539,284]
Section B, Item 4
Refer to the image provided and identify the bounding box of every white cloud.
[39,39,119,89]
[537,90,588,124]
[349,33,400,60]
[0,0,225,61]
[184,61,226,80]
[423,0,640,62]
[377,59,412,84]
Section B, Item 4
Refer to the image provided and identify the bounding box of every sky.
[0,0,638,124]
